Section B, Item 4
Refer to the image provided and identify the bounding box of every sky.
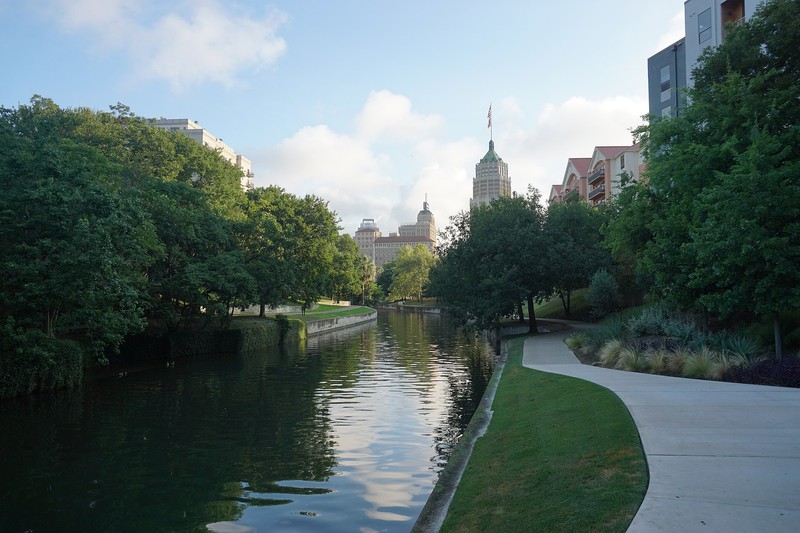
[0,0,686,236]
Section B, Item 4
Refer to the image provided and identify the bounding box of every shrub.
[586,315,628,351]
[586,269,622,320]
[683,347,717,379]
[565,332,589,351]
[0,325,84,399]
[667,347,690,375]
[647,348,670,374]
[599,339,625,368]
[626,305,669,337]
[617,346,648,372]
[725,334,762,361]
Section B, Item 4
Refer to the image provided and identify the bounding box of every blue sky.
[0,0,685,235]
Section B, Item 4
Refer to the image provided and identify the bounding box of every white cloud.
[655,9,685,52]
[253,92,647,239]
[254,124,397,232]
[498,95,647,198]
[48,0,286,90]
[356,90,443,143]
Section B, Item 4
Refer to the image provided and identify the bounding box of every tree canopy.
[0,97,347,377]
[605,0,800,357]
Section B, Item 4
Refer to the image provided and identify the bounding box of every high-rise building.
[355,218,381,263]
[153,118,255,191]
[647,1,766,118]
[647,38,686,119]
[470,140,511,207]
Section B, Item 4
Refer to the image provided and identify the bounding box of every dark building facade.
[647,38,686,119]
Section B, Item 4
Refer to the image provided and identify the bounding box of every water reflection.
[0,311,494,532]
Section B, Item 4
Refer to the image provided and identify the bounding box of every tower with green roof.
[470,139,511,207]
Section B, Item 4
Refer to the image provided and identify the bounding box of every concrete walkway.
[522,328,800,532]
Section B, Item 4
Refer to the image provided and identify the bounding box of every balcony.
[588,166,605,185]
[563,188,579,203]
[588,185,605,200]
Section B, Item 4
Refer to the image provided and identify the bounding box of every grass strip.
[440,337,647,533]
[291,306,375,322]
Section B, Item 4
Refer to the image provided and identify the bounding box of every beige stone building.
[354,200,436,268]
[153,118,255,191]
[470,140,512,207]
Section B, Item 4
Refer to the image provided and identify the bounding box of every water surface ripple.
[0,310,494,532]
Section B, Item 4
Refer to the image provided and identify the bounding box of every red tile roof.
[595,143,640,160]
[567,157,592,176]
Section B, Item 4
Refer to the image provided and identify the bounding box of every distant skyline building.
[470,140,511,207]
[354,199,436,268]
[153,118,255,191]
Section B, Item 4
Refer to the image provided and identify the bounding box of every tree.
[543,200,611,316]
[329,235,361,303]
[355,255,376,305]
[0,97,160,358]
[633,0,800,358]
[389,244,437,302]
[433,190,549,333]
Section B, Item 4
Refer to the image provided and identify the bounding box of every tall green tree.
[0,97,160,357]
[389,244,437,302]
[633,0,800,358]
[329,235,361,303]
[543,200,611,316]
[433,190,548,332]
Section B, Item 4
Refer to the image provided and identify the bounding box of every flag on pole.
[487,104,492,128]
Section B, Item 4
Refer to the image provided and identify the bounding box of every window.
[620,154,625,170]
[698,8,712,43]
[660,65,671,102]
[662,106,672,118]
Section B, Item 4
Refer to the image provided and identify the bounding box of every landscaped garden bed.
[565,305,800,388]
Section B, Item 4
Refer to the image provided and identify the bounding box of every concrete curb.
[411,339,509,532]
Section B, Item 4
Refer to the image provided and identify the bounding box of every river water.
[0,310,495,532]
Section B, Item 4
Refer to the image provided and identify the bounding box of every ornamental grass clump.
[617,346,649,373]
[565,332,589,352]
[646,347,670,375]
[599,339,625,368]
[683,347,717,379]
[667,347,690,375]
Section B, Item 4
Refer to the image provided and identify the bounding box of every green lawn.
[534,288,589,320]
[289,306,375,323]
[440,336,647,533]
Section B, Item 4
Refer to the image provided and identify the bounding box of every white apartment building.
[683,0,764,86]
[153,118,255,191]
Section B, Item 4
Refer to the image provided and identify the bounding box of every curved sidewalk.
[523,329,800,532]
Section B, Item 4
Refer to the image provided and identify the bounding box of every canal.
[0,310,495,532]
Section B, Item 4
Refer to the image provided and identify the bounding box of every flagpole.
[488,104,493,142]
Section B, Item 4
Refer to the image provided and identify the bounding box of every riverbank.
[415,332,647,532]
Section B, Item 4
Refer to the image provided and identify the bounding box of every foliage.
[543,200,610,316]
[388,244,437,302]
[433,190,548,332]
[586,269,622,319]
[627,0,800,358]
[0,318,84,399]
[0,97,344,393]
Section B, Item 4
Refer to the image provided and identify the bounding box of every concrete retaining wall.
[305,310,378,336]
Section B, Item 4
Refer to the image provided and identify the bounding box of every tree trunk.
[517,301,525,323]
[527,293,537,334]
[565,289,571,317]
[774,312,783,362]
[259,302,266,317]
